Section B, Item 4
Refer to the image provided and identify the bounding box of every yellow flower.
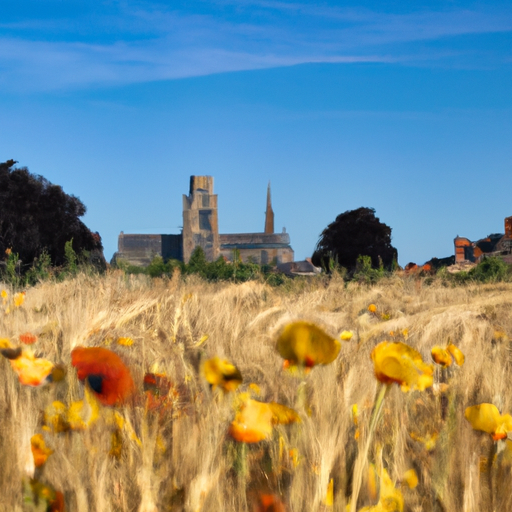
[13,292,25,308]
[447,343,465,366]
[368,304,377,313]
[371,341,433,392]
[431,343,464,368]
[1,289,7,299]
[402,469,418,489]
[324,478,334,507]
[409,431,438,451]
[0,338,12,349]
[31,434,54,468]
[431,346,452,367]
[276,321,341,371]
[202,356,243,392]
[43,401,71,433]
[5,248,11,255]
[358,468,404,512]
[465,403,512,441]
[116,336,134,346]
[68,387,101,430]
[340,330,354,341]
[229,398,300,443]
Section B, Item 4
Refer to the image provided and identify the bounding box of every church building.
[113,176,294,266]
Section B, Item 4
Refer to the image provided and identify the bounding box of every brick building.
[454,216,512,264]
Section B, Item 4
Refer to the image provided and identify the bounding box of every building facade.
[454,215,512,264]
[114,176,294,266]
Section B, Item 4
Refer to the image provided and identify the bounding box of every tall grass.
[1,271,512,511]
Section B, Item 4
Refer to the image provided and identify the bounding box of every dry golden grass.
[1,271,512,511]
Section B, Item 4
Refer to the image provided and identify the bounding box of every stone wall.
[115,233,182,266]
[219,232,294,264]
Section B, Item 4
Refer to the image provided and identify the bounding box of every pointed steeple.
[264,181,274,234]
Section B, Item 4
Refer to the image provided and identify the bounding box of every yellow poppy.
[0,338,12,349]
[358,468,404,512]
[1,347,65,387]
[340,330,354,341]
[324,478,334,507]
[402,469,418,489]
[43,401,71,433]
[276,321,341,371]
[229,398,300,443]
[447,343,465,366]
[464,403,512,441]
[202,356,242,392]
[371,341,433,392]
[431,346,452,368]
[409,431,438,451]
[13,292,25,308]
[31,434,54,467]
[368,304,377,313]
[68,387,101,430]
[116,336,134,346]
[1,290,7,299]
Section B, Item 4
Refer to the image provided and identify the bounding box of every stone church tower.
[182,176,220,263]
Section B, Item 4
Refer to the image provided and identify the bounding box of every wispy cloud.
[0,1,510,92]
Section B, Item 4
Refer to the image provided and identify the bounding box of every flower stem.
[349,383,390,512]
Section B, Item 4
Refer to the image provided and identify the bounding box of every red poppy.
[71,347,135,406]
[19,332,37,345]
[143,372,174,412]
[255,494,286,512]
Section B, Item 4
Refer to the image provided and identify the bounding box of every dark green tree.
[312,207,398,272]
[0,160,103,271]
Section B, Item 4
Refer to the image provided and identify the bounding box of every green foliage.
[313,207,397,272]
[64,239,78,275]
[1,249,22,288]
[25,250,52,285]
[147,255,168,278]
[469,256,510,283]
[435,256,511,286]
[187,246,208,277]
[0,160,103,270]
[265,272,288,286]
[353,255,386,284]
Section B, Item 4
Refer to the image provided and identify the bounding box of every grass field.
[1,271,512,511]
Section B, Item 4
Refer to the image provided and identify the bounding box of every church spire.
[264,181,274,234]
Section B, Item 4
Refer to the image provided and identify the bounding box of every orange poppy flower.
[276,321,340,372]
[465,403,512,441]
[255,493,286,512]
[229,398,300,443]
[19,332,38,345]
[0,347,65,387]
[71,346,135,406]
[371,341,433,392]
[31,434,54,467]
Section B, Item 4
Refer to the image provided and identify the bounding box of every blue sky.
[1,0,511,265]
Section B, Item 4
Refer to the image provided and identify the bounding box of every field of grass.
[1,271,512,511]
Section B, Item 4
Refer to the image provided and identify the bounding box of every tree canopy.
[0,160,103,270]
[312,207,398,272]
